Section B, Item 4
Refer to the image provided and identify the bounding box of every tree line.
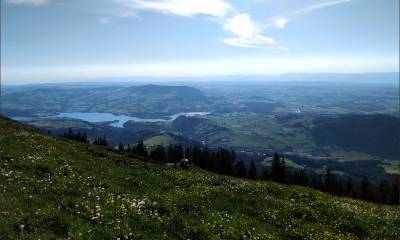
[60,129,399,205]
[145,143,399,205]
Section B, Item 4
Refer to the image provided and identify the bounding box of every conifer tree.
[135,139,148,157]
[377,179,391,204]
[271,153,286,183]
[236,160,247,178]
[118,142,124,152]
[248,160,257,180]
[150,145,167,163]
[390,176,400,205]
[126,144,132,153]
[345,177,354,197]
[360,176,372,200]
[262,167,270,180]
[325,168,337,195]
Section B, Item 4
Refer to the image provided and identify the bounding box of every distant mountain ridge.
[4,72,399,87]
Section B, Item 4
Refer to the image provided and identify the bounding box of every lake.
[56,112,210,128]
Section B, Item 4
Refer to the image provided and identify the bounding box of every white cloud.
[267,0,352,28]
[222,13,276,48]
[272,17,288,29]
[119,1,279,49]
[123,0,233,17]
[6,0,47,6]
[224,13,258,38]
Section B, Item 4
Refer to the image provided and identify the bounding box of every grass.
[0,116,399,239]
[144,134,177,146]
[381,160,400,175]
[263,157,305,170]
[204,113,319,151]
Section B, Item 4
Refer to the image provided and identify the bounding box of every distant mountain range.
[4,72,398,88]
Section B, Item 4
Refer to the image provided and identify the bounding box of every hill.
[3,85,210,118]
[144,133,199,147]
[0,116,399,239]
[311,114,400,159]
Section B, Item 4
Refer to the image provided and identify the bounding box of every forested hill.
[0,116,399,239]
[2,85,210,117]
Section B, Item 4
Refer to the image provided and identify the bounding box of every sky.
[1,0,399,84]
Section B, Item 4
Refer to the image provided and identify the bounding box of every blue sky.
[1,0,399,83]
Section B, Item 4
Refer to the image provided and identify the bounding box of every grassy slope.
[0,116,399,240]
[144,134,177,146]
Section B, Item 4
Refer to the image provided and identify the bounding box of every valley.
[3,76,399,182]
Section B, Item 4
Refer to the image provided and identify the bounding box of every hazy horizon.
[2,72,399,86]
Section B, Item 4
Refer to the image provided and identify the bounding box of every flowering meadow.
[0,116,399,239]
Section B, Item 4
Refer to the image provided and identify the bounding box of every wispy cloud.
[3,0,352,49]
[98,15,129,31]
[267,0,352,28]
[119,0,281,49]
[5,0,47,6]
[99,17,112,25]
[121,0,234,17]
[287,0,352,16]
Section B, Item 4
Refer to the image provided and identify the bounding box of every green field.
[144,134,177,146]
[1,116,399,239]
[263,156,305,170]
[204,113,318,151]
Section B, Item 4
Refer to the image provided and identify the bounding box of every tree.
[235,160,247,178]
[82,132,88,143]
[94,135,108,147]
[126,144,132,153]
[271,153,286,183]
[150,145,167,163]
[248,160,257,180]
[135,139,148,157]
[68,128,73,138]
[219,148,233,176]
[360,176,372,201]
[293,170,307,186]
[262,167,270,180]
[345,177,354,197]
[325,168,337,195]
[390,176,400,205]
[118,142,124,152]
[165,144,183,163]
[376,179,391,204]
[63,128,88,142]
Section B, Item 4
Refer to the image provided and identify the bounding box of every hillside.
[144,133,199,147]
[3,85,210,117]
[0,116,399,239]
[311,114,400,159]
